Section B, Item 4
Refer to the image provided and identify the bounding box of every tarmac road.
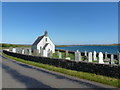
[1,54,116,89]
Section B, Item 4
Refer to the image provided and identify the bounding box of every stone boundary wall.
[55,49,118,59]
[3,50,120,79]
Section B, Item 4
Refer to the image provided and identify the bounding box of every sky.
[2,2,118,45]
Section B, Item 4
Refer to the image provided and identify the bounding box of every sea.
[56,46,119,54]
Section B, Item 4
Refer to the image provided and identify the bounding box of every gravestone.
[84,51,87,61]
[65,57,70,60]
[50,51,53,57]
[58,52,62,59]
[9,47,13,52]
[28,49,32,55]
[5,49,9,51]
[24,49,29,55]
[16,48,19,53]
[110,54,114,64]
[93,51,97,61]
[57,51,60,56]
[88,52,92,62]
[105,52,108,59]
[19,48,22,54]
[33,49,39,56]
[85,51,87,57]
[12,48,16,53]
[98,52,104,64]
[40,48,44,56]
[43,50,47,57]
[117,51,120,60]
[22,49,25,54]
[47,50,52,57]
[75,50,81,61]
[65,50,69,57]
[118,53,120,64]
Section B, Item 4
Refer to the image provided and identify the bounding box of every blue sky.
[2,2,118,45]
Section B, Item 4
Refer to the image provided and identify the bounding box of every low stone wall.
[3,50,120,79]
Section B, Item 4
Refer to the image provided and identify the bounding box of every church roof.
[32,35,45,46]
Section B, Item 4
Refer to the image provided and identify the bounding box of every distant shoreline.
[56,44,120,47]
[1,43,120,48]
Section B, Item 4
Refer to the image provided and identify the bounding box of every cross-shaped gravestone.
[88,52,92,62]
[98,52,104,64]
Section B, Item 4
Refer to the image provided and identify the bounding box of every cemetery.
[2,31,120,80]
[3,47,120,79]
[3,47,120,65]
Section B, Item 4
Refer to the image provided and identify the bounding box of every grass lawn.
[2,52,120,88]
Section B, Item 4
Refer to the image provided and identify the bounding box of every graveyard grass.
[51,51,118,64]
[2,53,120,88]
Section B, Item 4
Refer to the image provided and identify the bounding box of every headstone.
[50,51,53,57]
[12,48,16,53]
[110,54,114,64]
[22,49,25,54]
[24,49,29,55]
[88,52,92,62]
[19,48,22,54]
[117,51,120,60]
[85,51,87,57]
[65,57,70,60]
[119,53,120,64]
[33,49,39,56]
[75,50,81,61]
[9,47,13,52]
[4,49,9,51]
[28,49,32,55]
[57,51,60,56]
[98,52,104,64]
[105,52,108,59]
[58,52,62,59]
[40,48,43,56]
[65,50,69,57]
[16,48,19,53]
[84,51,87,61]
[47,50,52,57]
[43,50,47,57]
[93,51,97,61]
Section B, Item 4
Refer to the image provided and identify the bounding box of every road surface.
[1,53,116,88]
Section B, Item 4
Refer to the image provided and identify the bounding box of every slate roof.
[32,35,45,46]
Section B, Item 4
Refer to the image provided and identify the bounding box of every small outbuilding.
[32,31,55,57]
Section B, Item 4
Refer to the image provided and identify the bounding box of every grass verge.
[2,52,120,88]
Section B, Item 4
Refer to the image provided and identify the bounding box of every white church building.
[32,31,55,57]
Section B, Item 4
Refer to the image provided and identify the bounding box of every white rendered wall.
[36,35,55,53]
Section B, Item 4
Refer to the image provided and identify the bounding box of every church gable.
[32,31,55,54]
[32,35,45,46]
